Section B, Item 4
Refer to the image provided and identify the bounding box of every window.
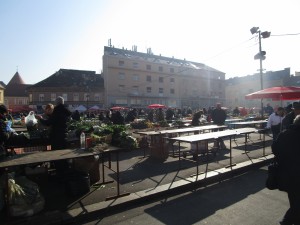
[146,87,152,93]
[146,65,151,70]
[119,60,124,66]
[119,85,125,92]
[29,94,32,102]
[84,93,90,101]
[170,68,174,73]
[132,74,139,81]
[119,72,125,80]
[39,94,44,102]
[170,89,175,94]
[170,77,175,83]
[116,99,127,104]
[51,93,56,102]
[133,62,138,68]
[159,77,164,83]
[159,66,163,72]
[146,75,151,82]
[130,99,141,104]
[62,93,67,101]
[73,93,79,101]
[94,93,100,101]
[132,86,139,95]
[159,88,164,94]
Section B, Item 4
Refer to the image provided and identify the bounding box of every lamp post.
[250,27,271,119]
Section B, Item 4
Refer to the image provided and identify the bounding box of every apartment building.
[225,68,293,109]
[26,69,104,112]
[102,46,226,109]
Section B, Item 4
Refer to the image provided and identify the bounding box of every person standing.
[71,109,81,121]
[37,96,71,150]
[0,105,10,159]
[272,114,300,225]
[211,103,227,149]
[265,103,274,116]
[282,102,300,130]
[266,107,285,141]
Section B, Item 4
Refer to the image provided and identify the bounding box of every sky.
[1,0,300,85]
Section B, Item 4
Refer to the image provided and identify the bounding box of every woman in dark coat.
[272,114,300,225]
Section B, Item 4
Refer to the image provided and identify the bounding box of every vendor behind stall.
[38,103,54,131]
[36,97,71,150]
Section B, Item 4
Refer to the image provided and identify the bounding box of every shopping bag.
[25,111,38,131]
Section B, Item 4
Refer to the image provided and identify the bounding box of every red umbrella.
[110,106,127,110]
[148,104,166,109]
[245,86,300,101]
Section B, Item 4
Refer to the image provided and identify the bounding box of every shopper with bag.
[271,114,300,225]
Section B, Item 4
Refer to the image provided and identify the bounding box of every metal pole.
[258,30,264,119]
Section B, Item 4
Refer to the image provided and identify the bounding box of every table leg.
[225,136,236,168]
[105,152,130,201]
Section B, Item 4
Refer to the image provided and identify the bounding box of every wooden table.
[170,127,264,175]
[228,120,267,129]
[0,145,128,216]
[134,125,227,159]
[97,146,131,200]
[0,148,97,218]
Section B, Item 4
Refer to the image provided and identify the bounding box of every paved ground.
[76,166,289,225]
[1,131,277,224]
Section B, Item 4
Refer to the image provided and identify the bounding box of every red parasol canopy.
[148,104,167,109]
[245,86,300,101]
[110,106,127,110]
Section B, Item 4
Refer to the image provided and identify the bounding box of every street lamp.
[250,27,271,118]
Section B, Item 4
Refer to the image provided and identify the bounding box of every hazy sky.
[1,0,300,85]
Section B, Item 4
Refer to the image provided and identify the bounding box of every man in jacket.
[272,114,300,225]
[282,101,300,130]
[266,107,285,141]
[211,103,227,149]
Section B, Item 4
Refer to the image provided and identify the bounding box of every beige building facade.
[102,46,226,109]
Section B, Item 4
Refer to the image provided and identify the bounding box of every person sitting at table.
[211,103,227,150]
[0,104,10,159]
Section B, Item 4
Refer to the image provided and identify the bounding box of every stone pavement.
[2,131,275,225]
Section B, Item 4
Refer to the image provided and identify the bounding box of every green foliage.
[157,120,170,127]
